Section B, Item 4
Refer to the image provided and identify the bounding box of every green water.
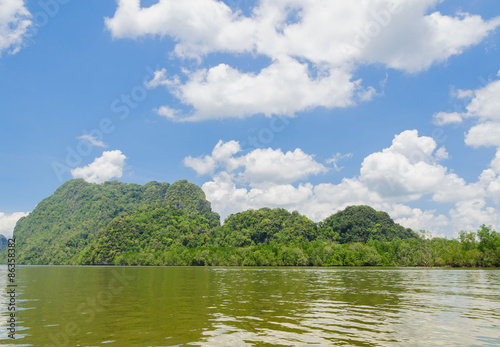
[0,266,499,346]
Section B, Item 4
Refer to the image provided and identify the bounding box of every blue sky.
[1,0,500,238]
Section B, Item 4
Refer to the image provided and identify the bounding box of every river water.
[0,266,499,346]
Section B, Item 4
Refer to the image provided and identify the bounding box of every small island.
[1,179,498,267]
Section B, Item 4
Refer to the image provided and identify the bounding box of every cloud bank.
[106,0,500,121]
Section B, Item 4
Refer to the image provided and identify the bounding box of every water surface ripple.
[0,266,499,346]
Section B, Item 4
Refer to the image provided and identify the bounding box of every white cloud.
[202,171,316,220]
[107,0,500,69]
[159,58,362,121]
[443,77,500,149]
[186,130,499,236]
[491,149,500,175]
[432,111,463,126]
[436,76,500,225]
[362,10,500,73]
[105,0,254,57]
[77,135,107,148]
[456,89,474,99]
[156,105,180,120]
[395,208,450,236]
[0,0,32,56]
[184,140,241,175]
[239,147,328,186]
[465,122,500,148]
[435,146,449,161]
[466,80,500,122]
[184,155,216,176]
[145,68,177,88]
[108,0,500,120]
[359,130,464,201]
[185,140,327,185]
[0,211,29,239]
[71,150,127,184]
[449,199,500,234]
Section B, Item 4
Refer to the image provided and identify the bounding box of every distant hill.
[77,204,219,265]
[213,208,320,246]
[6,179,218,264]
[0,177,420,265]
[78,181,221,265]
[320,205,417,243]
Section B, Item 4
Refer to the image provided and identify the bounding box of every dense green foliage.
[77,227,500,267]
[320,205,417,243]
[78,204,219,265]
[1,178,499,267]
[212,208,320,246]
[79,206,418,265]
[2,179,218,264]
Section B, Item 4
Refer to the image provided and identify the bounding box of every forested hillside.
[213,208,320,246]
[320,205,417,243]
[1,179,498,267]
[3,179,217,264]
[78,204,220,265]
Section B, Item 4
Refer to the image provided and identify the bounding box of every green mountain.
[211,208,320,246]
[7,179,218,265]
[78,202,220,265]
[1,176,426,266]
[320,205,417,243]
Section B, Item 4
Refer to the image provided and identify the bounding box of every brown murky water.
[1,266,499,346]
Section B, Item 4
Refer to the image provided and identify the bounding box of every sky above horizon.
[1,0,500,238]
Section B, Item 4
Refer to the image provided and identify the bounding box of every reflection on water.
[0,266,499,346]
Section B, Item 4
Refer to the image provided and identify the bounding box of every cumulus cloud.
[395,208,450,236]
[436,77,500,229]
[359,130,464,201]
[440,78,500,149]
[465,122,500,148]
[362,9,500,73]
[465,80,500,122]
[185,130,500,236]
[107,0,500,120]
[436,75,500,225]
[184,140,241,175]
[0,211,29,239]
[105,0,253,56]
[449,199,500,234]
[0,0,32,56]
[71,150,127,184]
[491,150,500,175]
[240,148,328,186]
[185,140,328,185]
[106,0,500,69]
[159,58,361,121]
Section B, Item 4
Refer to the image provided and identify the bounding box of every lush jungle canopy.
[1,179,499,267]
